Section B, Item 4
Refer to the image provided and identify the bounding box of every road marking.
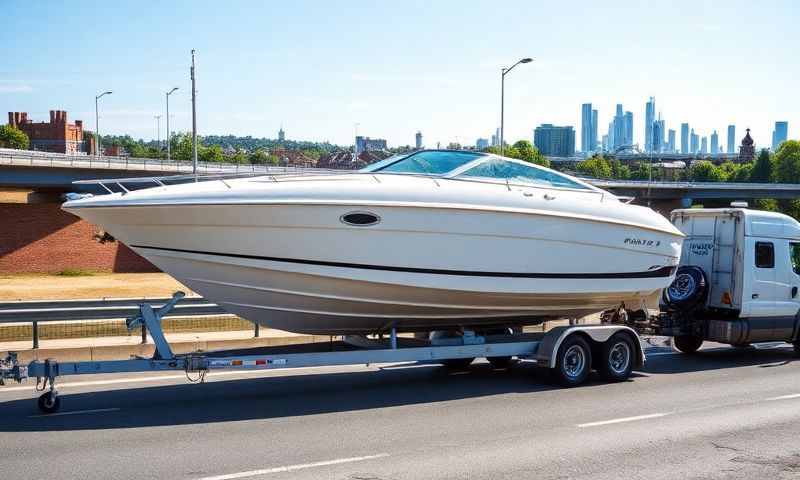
[28,407,120,418]
[195,453,390,480]
[577,412,672,428]
[766,393,800,401]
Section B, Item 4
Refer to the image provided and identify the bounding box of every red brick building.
[7,110,86,154]
[0,200,157,274]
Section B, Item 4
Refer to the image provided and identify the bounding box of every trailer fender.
[536,325,644,369]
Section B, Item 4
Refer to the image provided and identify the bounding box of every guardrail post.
[32,320,39,349]
[141,324,148,344]
[254,323,260,338]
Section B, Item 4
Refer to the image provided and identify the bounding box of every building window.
[755,242,774,268]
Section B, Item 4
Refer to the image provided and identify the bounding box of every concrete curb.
[3,334,331,364]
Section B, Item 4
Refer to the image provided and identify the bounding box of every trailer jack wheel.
[37,391,61,414]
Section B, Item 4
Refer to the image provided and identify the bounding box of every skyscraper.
[415,131,423,149]
[581,103,593,153]
[657,117,665,151]
[710,131,719,154]
[727,125,736,154]
[645,97,655,152]
[624,111,633,147]
[772,121,788,151]
[533,124,576,157]
[613,104,624,149]
[681,123,690,154]
[667,129,676,153]
[690,129,699,153]
[701,136,708,155]
[592,109,598,151]
[652,120,662,153]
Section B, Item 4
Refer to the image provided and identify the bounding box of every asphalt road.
[1,342,799,480]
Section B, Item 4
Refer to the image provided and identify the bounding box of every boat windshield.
[363,150,484,175]
[456,157,591,190]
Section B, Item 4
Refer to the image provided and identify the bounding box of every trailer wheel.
[37,392,61,414]
[673,335,703,354]
[552,335,592,387]
[597,334,634,381]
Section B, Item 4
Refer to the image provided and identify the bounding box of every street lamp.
[95,91,112,156]
[166,87,179,161]
[154,115,162,151]
[500,57,532,156]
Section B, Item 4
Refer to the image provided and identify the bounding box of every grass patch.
[55,269,95,277]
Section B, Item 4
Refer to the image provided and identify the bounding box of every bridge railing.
[0,148,320,174]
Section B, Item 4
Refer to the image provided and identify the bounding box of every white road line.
[766,393,800,401]
[195,453,390,480]
[577,412,673,428]
[28,407,120,418]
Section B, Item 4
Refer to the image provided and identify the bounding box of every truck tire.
[794,341,800,357]
[552,335,592,387]
[673,335,703,354]
[597,333,634,381]
[663,266,707,310]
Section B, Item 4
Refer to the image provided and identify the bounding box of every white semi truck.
[608,206,800,355]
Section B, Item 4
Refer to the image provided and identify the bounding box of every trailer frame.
[1,292,645,413]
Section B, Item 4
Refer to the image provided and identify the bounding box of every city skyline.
[1,1,798,149]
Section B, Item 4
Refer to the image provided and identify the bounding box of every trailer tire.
[673,335,703,354]
[597,333,634,382]
[663,266,707,310]
[552,335,592,387]
[37,392,61,414]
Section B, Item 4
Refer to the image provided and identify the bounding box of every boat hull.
[65,201,681,334]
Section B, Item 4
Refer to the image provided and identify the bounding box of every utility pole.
[190,49,198,174]
[95,91,112,156]
[499,58,532,156]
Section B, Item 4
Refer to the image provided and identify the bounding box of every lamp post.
[500,58,532,156]
[154,115,161,151]
[95,91,112,156]
[165,87,179,161]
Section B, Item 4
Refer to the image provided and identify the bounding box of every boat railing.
[71,167,350,194]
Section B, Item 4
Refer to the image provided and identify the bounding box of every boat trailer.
[1,292,646,413]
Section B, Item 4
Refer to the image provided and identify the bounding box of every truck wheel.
[552,335,592,387]
[793,342,800,357]
[663,266,707,310]
[37,392,61,414]
[597,333,634,381]
[673,335,703,354]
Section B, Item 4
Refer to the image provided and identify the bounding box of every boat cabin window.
[456,158,590,190]
[372,151,483,175]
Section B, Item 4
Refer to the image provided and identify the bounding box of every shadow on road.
[0,346,795,432]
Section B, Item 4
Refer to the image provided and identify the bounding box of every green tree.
[0,124,30,149]
[774,140,800,183]
[199,144,224,163]
[750,149,775,183]
[731,163,753,182]
[689,160,725,182]
[509,140,549,167]
[610,159,631,180]
[576,155,613,179]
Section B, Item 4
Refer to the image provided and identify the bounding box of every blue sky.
[2,0,798,149]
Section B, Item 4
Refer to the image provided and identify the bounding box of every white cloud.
[0,83,33,93]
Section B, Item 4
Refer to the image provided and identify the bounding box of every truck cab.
[661,207,800,352]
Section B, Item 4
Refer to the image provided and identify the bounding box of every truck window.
[791,243,800,275]
[755,242,774,268]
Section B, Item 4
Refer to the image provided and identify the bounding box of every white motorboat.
[63,150,684,335]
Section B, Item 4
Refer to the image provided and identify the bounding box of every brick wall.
[0,203,158,274]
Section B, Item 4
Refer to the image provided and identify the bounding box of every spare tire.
[662,266,707,310]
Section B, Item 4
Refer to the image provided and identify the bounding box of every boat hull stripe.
[131,244,676,279]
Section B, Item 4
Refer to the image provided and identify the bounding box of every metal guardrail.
[0,296,246,349]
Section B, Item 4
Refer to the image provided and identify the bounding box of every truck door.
[744,239,778,341]
[773,241,800,341]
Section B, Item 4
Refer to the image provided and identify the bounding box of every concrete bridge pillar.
[639,197,692,217]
